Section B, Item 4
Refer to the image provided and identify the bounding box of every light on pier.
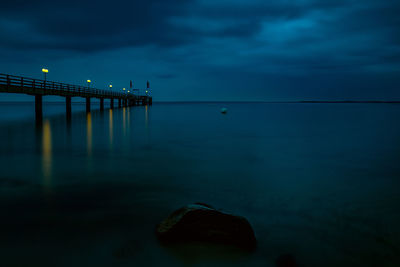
[42,68,49,81]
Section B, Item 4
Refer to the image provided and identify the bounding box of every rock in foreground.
[156,203,256,250]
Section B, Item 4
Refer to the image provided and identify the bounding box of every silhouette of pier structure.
[0,73,152,125]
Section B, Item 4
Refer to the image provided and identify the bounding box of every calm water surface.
[0,102,400,266]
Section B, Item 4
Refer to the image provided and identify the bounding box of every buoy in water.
[221,108,228,114]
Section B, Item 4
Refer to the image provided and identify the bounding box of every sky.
[0,0,399,101]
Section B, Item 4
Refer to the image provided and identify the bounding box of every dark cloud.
[0,0,194,52]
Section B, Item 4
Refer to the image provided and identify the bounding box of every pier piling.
[86,97,91,113]
[35,95,43,126]
[100,98,104,111]
[66,96,72,120]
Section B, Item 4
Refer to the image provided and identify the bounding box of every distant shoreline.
[0,100,400,104]
[297,100,400,104]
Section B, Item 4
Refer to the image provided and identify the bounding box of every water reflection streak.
[42,119,52,191]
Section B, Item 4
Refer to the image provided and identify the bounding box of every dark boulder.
[156,203,256,250]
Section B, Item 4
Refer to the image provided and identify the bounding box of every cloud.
[0,0,195,52]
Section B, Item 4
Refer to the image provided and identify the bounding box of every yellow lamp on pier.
[87,80,91,88]
[42,68,49,81]
[123,88,126,91]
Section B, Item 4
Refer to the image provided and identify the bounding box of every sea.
[0,101,399,267]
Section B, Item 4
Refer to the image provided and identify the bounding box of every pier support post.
[149,97,152,105]
[110,98,114,109]
[86,97,91,113]
[118,98,122,108]
[100,98,104,111]
[66,96,72,121]
[35,95,43,126]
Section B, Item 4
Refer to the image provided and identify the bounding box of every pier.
[0,73,152,125]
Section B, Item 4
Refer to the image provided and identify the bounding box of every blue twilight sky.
[0,0,399,101]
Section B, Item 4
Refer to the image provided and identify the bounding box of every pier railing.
[0,73,134,98]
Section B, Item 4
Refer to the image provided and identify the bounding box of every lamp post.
[42,68,49,81]
[87,80,91,88]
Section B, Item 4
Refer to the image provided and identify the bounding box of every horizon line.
[0,100,400,104]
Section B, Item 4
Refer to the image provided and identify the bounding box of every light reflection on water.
[86,112,92,157]
[127,106,131,131]
[109,109,113,149]
[145,104,149,130]
[42,119,52,192]
[122,107,126,137]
